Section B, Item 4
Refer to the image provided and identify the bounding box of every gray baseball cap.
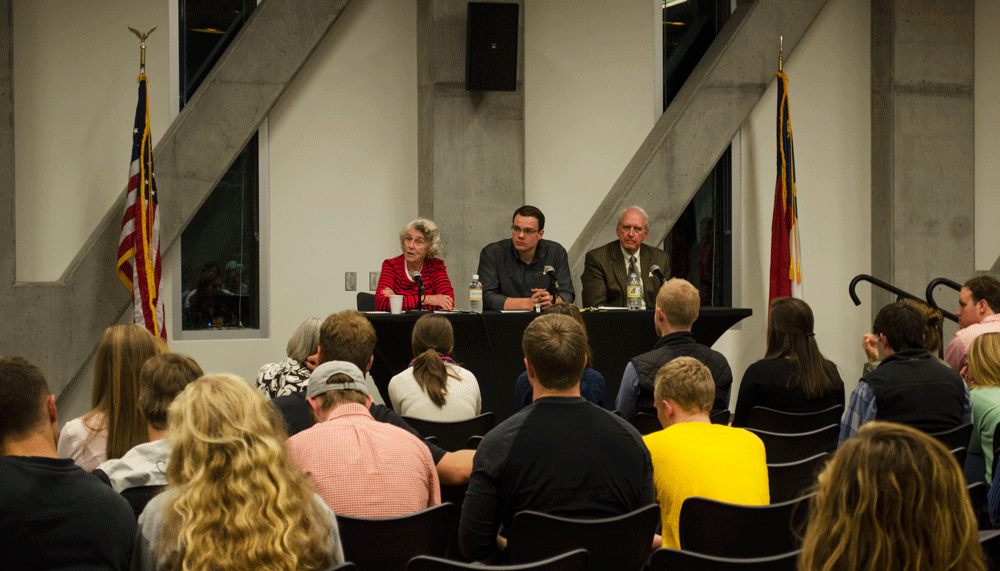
[306,360,369,398]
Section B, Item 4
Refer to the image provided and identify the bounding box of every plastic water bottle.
[469,274,483,313]
[627,271,642,310]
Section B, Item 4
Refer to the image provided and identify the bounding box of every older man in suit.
[581,206,669,309]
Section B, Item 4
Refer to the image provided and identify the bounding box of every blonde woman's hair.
[160,374,334,571]
[968,333,1000,389]
[653,356,715,414]
[798,421,985,571]
[399,218,442,258]
[86,324,165,459]
[411,314,460,408]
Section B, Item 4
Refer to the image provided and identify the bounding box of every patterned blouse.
[257,357,311,398]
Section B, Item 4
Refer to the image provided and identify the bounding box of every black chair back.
[632,412,662,435]
[678,493,813,558]
[929,422,973,451]
[952,447,969,472]
[121,485,164,520]
[357,292,376,311]
[647,548,801,571]
[993,420,1000,479]
[407,549,589,571]
[747,424,839,464]
[331,564,358,571]
[982,530,1000,571]
[969,482,991,531]
[767,452,829,504]
[401,413,496,452]
[336,503,458,571]
[507,504,660,571]
[745,405,843,433]
[710,409,731,425]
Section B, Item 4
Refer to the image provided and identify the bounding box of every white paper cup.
[389,295,404,314]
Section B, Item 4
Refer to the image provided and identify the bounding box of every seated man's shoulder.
[480,239,511,256]
[1,456,134,523]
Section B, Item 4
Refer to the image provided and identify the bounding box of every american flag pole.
[117,28,165,339]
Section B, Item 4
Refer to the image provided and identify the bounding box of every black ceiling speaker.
[466,2,519,91]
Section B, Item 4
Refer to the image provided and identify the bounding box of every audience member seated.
[732,297,844,427]
[840,301,971,444]
[135,374,343,571]
[645,356,768,549]
[459,314,654,563]
[271,310,475,485]
[0,356,135,570]
[477,205,575,311]
[617,278,732,421]
[94,353,203,516]
[58,324,165,471]
[288,361,441,517]
[800,422,985,571]
[945,275,1000,371]
[376,218,455,311]
[257,317,321,398]
[182,265,237,328]
[966,333,1000,485]
[862,297,946,376]
[512,303,606,413]
[389,313,481,420]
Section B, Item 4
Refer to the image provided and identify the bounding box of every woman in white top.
[57,324,164,471]
[389,314,481,421]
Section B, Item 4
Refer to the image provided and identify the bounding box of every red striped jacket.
[375,255,455,311]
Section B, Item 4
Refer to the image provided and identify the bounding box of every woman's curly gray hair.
[285,317,322,362]
[399,218,442,259]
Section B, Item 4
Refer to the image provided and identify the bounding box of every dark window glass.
[662,0,733,307]
[179,0,260,331]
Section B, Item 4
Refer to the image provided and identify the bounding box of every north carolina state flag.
[769,70,802,302]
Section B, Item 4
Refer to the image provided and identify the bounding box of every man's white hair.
[619,206,649,229]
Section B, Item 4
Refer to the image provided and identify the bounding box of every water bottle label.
[628,285,641,297]
[470,289,482,301]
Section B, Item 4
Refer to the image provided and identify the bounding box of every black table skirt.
[366,307,751,425]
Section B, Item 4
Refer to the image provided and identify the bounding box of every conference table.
[365,307,751,424]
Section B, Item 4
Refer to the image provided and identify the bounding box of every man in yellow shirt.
[643,356,769,549]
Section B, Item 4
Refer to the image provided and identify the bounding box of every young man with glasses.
[476,205,575,311]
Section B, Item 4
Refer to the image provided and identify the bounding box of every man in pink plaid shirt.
[288,360,440,517]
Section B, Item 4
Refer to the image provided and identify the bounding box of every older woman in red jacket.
[375,219,455,311]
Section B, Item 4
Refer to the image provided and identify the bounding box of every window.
[174,0,266,336]
[661,0,734,307]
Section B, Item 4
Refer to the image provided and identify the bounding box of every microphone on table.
[650,265,666,286]
[413,272,425,309]
[544,266,559,300]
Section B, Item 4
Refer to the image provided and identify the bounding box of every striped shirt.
[375,255,454,311]
[288,403,441,517]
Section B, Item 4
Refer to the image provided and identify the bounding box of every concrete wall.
[976,0,1000,271]
[10,0,998,422]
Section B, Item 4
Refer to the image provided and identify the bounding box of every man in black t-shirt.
[458,314,655,563]
[0,356,135,570]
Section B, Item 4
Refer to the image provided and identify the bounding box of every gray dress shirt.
[476,238,575,310]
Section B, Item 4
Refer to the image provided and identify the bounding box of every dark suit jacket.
[581,241,669,308]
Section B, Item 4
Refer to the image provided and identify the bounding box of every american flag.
[116,74,165,338]
[769,69,802,302]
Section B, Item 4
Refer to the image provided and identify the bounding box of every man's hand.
[304,351,320,371]
[862,334,880,363]
[423,294,455,311]
[530,288,555,309]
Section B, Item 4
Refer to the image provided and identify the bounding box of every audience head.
[799,421,984,571]
[541,303,594,366]
[0,357,56,453]
[872,301,925,353]
[318,310,376,372]
[899,298,944,353]
[522,313,587,391]
[138,353,203,432]
[653,356,714,427]
[959,276,1000,329]
[163,374,334,571]
[400,218,442,260]
[411,314,459,408]
[655,278,700,333]
[766,297,839,399]
[192,265,223,309]
[306,361,371,418]
[286,317,322,363]
[616,206,650,255]
[967,333,1000,389]
[91,324,166,459]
